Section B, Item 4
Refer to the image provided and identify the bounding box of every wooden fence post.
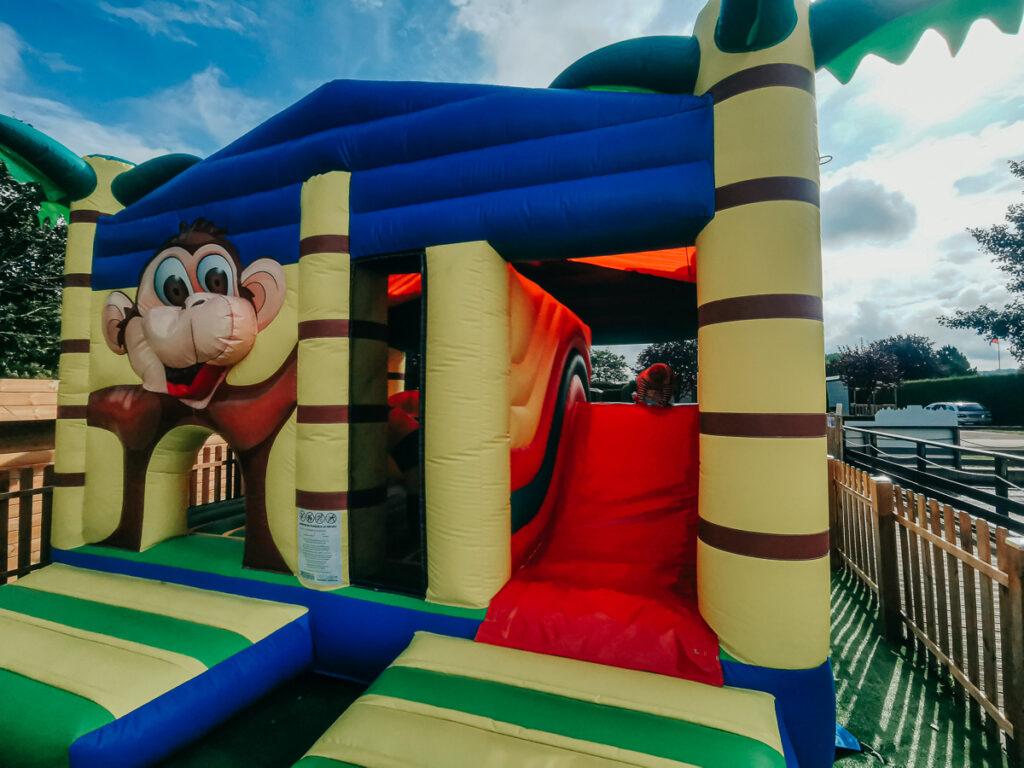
[40,465,53,568]
[827,458,839,569]
[871,475,903,645]
[999,536,1024,766]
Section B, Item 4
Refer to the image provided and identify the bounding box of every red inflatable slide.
[477,402,723,686]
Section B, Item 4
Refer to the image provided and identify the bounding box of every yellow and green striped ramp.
[294,632,792,768]
[0,564,312,768]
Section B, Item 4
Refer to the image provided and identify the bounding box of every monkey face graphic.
[102,219,287,409]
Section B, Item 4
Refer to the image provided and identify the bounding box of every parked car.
[925,401,992,426]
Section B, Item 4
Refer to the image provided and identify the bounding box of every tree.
[0,165,66,378]
[939,160,1024,364]
[635,340,698,399]
[870,334,940,381]
[936,344,974,377]
[590,348,631,384]
[831,344,902,401]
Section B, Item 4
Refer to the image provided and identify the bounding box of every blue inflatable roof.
[92,80,714,290]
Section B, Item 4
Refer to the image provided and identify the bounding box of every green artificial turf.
[832,567,1008,767]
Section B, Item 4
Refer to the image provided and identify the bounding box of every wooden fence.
[1,464,53,585]
[2,436,240,585]
[830,458,1024,764]
[188,437,243,507]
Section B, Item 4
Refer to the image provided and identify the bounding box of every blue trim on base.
[775,705,800,768]
[69,616,312,768]
[722,658,836,768]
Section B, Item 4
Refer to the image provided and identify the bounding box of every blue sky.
[2,0,1022,368]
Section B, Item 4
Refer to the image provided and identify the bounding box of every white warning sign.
[297,508,343,586]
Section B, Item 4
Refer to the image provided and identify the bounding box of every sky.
[1,0,1022,370]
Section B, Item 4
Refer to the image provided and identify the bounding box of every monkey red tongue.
[165,363,224,399]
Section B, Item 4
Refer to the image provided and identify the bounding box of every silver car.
[925,401,993,426]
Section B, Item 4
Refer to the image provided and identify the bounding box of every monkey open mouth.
[165,362,224,400]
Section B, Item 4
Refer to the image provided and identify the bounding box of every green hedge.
[898,372,1024,426]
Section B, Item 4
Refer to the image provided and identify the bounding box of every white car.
[925,401,993,426]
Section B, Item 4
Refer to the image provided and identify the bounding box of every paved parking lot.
[961,430,1024,451]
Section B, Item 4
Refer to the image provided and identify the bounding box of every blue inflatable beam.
[91,80,714,290]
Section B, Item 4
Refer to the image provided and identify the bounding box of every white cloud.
[450,0,697,87]
[99,0,263,45]
[128,65,274,148]
[0,24,25,88]
[818,20,1024,370]
[35,52,82,74]
[0,25,266,162]
[3,89,176,162]
[846,23,1024,133]
[822,178,916,246]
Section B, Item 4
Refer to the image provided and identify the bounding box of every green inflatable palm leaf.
[0,145,72,227]
[816,0,1024,83]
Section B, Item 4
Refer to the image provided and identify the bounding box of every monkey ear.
[102,292,135,354]
[240,258,287,331]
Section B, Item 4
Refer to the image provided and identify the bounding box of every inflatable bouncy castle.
[1,0,1021,766]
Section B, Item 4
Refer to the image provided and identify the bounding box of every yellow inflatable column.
[295,171,355,588]
[424,242,511,608]
[693,0,830,669]
[52,156,131,550]
[387,348,406,397]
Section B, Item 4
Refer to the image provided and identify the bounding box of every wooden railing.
[830,457,1024,764]
[2,464,53,585]
[2,438,240,584]
[188,437,243,507]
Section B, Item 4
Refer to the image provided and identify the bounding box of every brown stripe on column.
[297,405,349,423]
[707,63,814,104]
[298,319,349,340]
[52,472,86,488]
[295,485,389,511]
[699,518,829,560]
[716,177,819,211]
[69,210,106,224]
[700,412,826,438]
[63,273,91,288]
[387,372,406,380]
[698,294,823,327]
[60,339,90,354]
[57,405,88,420]
[299,234,350,257]
[298,318,388,341]
[296,490,348,510]
[297,404,390,424]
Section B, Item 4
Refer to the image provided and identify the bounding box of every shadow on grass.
[832,568,1007,767]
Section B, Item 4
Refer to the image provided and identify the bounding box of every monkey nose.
[190,299,206,307]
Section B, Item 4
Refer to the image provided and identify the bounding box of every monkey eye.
[197,253,235,296]
[153,257,192,307]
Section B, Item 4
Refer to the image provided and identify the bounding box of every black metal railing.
[842,424,1024,533]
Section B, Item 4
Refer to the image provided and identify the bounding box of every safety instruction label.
[297,508,343,586]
